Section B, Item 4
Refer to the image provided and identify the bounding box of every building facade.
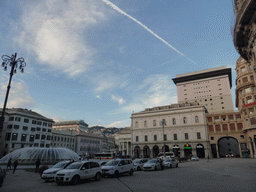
[115,127,132,157]
[173,66,234,113]
[233,0,256,83]
[131,103,210,158]
[52,120,89,133]
[0,108,54,157]
[51,129,76,151]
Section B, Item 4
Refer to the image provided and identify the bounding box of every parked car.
[143,159,161,171]
[0,166,5,188]
[191,156,199,161]
[163,158,178,168]
[55,161,102,185]
[133,159,148,171]
[226,153,235,158]
[99,160,109,167]
[42,161,73,182]
[101,159,134,177]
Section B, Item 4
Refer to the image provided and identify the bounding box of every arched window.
[144,121,147,127]
[172,118,176,125]
[183,117,187,124]
[153,120,156,126]
[195,116,199,123]
[160,119,166,126]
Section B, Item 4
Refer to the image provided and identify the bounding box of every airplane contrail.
[102,0,197,65]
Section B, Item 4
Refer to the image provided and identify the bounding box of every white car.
[191,156,199,161]
[143,159,161,171]
[55,161,102,185]
[133,159,148,171]
[101,159,134,177]
[163,158,178,168]
[41,161,73,182]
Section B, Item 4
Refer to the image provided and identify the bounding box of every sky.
[0,0,240,128]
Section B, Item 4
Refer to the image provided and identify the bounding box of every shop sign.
[242,101,256,108]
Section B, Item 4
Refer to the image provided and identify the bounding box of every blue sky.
[0,0,240,127]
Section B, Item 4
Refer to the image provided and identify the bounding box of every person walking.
[207,155,210,162]
[12,160,18,174]
[6,158,12,170]
[35,159,41,173]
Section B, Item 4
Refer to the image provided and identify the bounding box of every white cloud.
[123,74,177,112]
[96,95,101,99]
[0,75,36,109]
[111,95,126,105]
[14,0,107,77]
[107,119,130,128]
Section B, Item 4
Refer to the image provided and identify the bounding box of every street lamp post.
[0,53,26,132]
[161,119,166,158]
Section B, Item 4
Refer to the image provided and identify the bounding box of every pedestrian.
[13,160,18,174]
[207,155,210,163]
[6,158,12,170]
[160,158,164,170]
[35,159,41,173]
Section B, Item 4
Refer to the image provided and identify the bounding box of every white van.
[158,152,175,160]
[101,159,134,177]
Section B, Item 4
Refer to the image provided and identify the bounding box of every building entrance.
[134,146,140,158]
[143,146,150,158]
[196,144,205,158]
[218,137,239,157]
[173,145,180,158]
[184,144,192,157]
[162,145,169,152]
[153,145,159,158]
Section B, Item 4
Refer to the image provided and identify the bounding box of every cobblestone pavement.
[1,158,256,192]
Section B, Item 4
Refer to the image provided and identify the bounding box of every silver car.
[133,159,148,171]
[143,159,161,171]
[163,158,178,168]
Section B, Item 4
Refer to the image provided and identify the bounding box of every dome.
[0,148,80,163]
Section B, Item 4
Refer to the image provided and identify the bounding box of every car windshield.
[65,162,83,169]
[147,159,157,163]
[52,162,69,169]
[105,160,119,166]
[164,159,171,162]
[133,159,141,163]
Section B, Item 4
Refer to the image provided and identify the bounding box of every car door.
[119,160,126,173]
[80,162,91,179]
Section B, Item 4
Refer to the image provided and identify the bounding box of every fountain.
[0,148,80,164]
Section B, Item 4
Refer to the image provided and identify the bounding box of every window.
[7,124,13,129]
[21,134,27,141]
[161,119,166,126]
[172,118,176,125]
[9,117,14,121]
[228,115,234,120]
[35,134,40,139]
[40,143,44,147]
[47,129,51,133]
[37,127,41,131]
[174,134,177,140]
[245,87,251,93]
[136,136,139,142]
[214,116,220,122]
[195,116,199,123]
[248,65,252,71]
[32,120,37,124]
[24,118,29,123]
[197,132,201,139]
[183,117,187,124]
[185,133,188,140]
[29,135,34,142]
[48,123,52,127]
[23,126,28,131]
[41,135,46,140]
[15,117,21,121]
[31,127,36,131]
[47,135,51,140]
[241,67,246,73]
[145,135,148,142]
[34,143,39,147]
[37,121,42,125]
[144,121,147,127]
[46,144,50,148]
[42,128,46,132]
[164,134,167,141]
[242,77,248,83]
[153,120,156,126]
[135,121,138,128]
[5,133,11,141]
[211,137,214,140]
[12,133,18,141]
[14,125,19,129]
[154,135,157,141]
[43,122,47,126]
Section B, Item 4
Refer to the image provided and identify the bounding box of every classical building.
[131,103,210,158]
[52,120,89,133]
[115,127,132,157]
[0,108,54,157]
[233,0,256,82]
[172,66,234,113]
[51,129,76,151]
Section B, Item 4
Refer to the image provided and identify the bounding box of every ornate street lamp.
[0,53,26,131]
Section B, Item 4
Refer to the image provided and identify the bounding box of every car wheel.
[113,171,119,178]
[137,166,140,171]
[71,175,80,185]
[129,169,134,176]
[169,164,172,168]
[154,166,157,171]
[176,164,178,168]
[95,173,101,181]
